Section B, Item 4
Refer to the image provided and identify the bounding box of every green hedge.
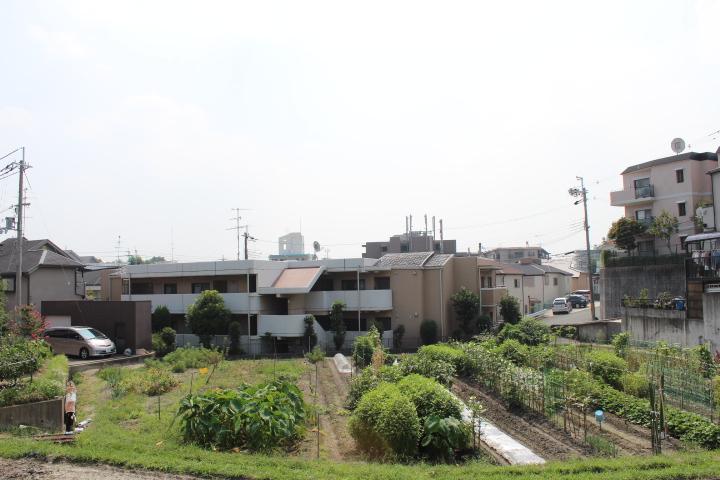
[397,374,462,422]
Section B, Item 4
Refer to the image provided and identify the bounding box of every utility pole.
[243,226,256,260]
[569,177,597,320]
[439,219,444,254]
[15,147,26,309]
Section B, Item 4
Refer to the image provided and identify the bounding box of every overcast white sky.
[1,1,719,262]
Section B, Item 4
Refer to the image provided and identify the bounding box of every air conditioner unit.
[696,205,715,231]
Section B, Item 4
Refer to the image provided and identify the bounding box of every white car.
[552,297,573,314]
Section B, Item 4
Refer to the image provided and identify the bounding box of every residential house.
[610,151,718,254]
[113,252,505,351]
[484,246,551,262]
[495,260,573,315]
[363,232,456,258]
[0,238,85,310]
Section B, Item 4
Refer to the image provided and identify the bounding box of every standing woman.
[64,380,77,434]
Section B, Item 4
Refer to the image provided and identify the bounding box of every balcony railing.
[305,290,392,312]
[637,216,655,227]
[120,292,261,313]
[686,256,720,281]
[634,185,654,199]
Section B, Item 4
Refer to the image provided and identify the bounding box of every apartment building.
[484,246,551,262]
[113,252,504,350]
[363,232,456,258]
[610,151,718,254]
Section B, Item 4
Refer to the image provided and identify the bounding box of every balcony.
[637,216,655,227]
[257,314,319,337]
[120,293,262,314]
[610,185,655,207]
[481,287,507,307]
[305,290,392,312]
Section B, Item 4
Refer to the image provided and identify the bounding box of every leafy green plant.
[177,379,305,452]
[330,301,346,351]
[416,344,469,375]
[163,346,222,369]
[498,317,550,346]
[152,305,172,332]
[397,374,462,422]
[620,371,649,398]
[0,355,67,407]
[348,382,420,459]
[451,287,481,338]
[583,350,627,389]
[346,365,404,409]
[186,290,231,348]
[228,321,242,355]
[303,314,318,352]
[690,344,717,379]
[305,345,325,364]
[352,326,380,369]
[612,332,630,357]
[586,433,618,457]
[499,295,522,325]
[0,338,51,384]
[420,319,438,345]
[494,339,530,366]
[399,354,455,386]
[420,415,470,463]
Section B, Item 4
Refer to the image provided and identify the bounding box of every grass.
[0,356,719,479]
[0,355,68,407]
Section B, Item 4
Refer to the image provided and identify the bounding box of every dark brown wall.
[40,300,152,352]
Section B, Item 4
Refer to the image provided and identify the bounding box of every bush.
[583,350,627,389]
[396,374,462,421]
[349,383,421,459]
[526,344,555,369]
[612,332,630,357]
[228,321,242,355]
[620,371,649,398]
[0,355,67,407]
[552,325,576,339]
[303,315,318,352]
[171,361,187,373]
[392,325,405,351]
[416,344,469,375]
[160,327,176,353]
[100,365,179,397]
[420,319,438,345]
[305,345,325,364]
[0,338,51,383]
[420,415,471,463]
[499,295,522,325]
[177,379,305,452]
[152,305,172,332]
[400,354,455,386]
[186,290,231,348]
[163,347,222,369]
[352,327,380,369]
[494,339,530,366]
[346,365,404,409]
[497,317,550,346]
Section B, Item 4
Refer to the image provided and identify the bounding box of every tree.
[648,210,679,253]
[152,305,172,332]
[392,324,406,351]
[186,290,231,348]
[228,321,242,355]
[499,295,522,325]
[303,314,318,352]
[420,319,438,345]
[0,281,9,336]
[608,217,646,254]
[10,305,47,339]
[451,287,480,338]
[330,300,346,351]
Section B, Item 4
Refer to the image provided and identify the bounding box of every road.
[539,302,600,326]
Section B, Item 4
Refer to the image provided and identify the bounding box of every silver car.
[44,326,116,359]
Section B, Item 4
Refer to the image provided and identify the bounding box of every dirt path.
[297,358,357,461]
[0,457,202,480]
[453,379,591,461]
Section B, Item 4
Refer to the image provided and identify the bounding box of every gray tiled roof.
[502,263,545,276]
[0,238,83,274]
[534,264,574,276]
[375,252,434,268]
[621,151,717,175]
[424,254,453,267]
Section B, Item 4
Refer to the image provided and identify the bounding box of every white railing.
[304,290,392,312]
[121,293,262,314]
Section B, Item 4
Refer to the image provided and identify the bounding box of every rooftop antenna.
[671,137,686,155]
[228,208,251,260]
[116,235,122,263]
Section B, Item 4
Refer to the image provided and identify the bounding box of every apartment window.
[400,245,409,252]
[249,274,257,293]
[191,282,210,294]
[513,278,519,288]
[131,282,153,294]
[1,277,15,293]
[481,276,486,288]
[163,283,177,294]
[678,202,687,217]
[375,317,391,331]
[553,278,558,286]
[486,276,493,288]
[213,280,228,293]
[374,277,390,290]
[635,209,653,223]
[341,279,366,291]
[381,246,388,253]
[311,276,334,291]
[676,169,684,183]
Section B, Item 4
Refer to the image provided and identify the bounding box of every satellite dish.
[671,137,686,154]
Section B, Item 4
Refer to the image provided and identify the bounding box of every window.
[481,276,486,288]
[341,279,366,291]
[213,280,228,293]
[375,317,391,331]
[635,209,653,222]
[676,169,684,183]
[374,277,390,290]
[553,278,558,286]
[486,276,493,288]
[163,283,177,294]
[400,245,409,252]
[1,277,15,293]
[192,282,210,294]
[513,279,519,288]
[131,282,153,294]
[249,274,257,293]
[311,276,334,291]
[434,242,441,252]
[678,202,687,217]
[381,246,388,252]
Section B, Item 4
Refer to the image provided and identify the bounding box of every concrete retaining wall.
[622,307,706,348]
[0,397,64,432]
[575,320,622,343]
[701,293,720,353]
[600,264,686,319]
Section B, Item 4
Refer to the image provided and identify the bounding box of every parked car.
[44,326,116,360]
[552,297,573,314]
[566,294,588,308]
[572,290,592,302]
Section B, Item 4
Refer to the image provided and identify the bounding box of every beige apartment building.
[484,246,551,262]
[610,151,718,254]
[113,252,505,351]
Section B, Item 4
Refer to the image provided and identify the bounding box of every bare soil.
[296,358,357,461]
[0,457,203,480]
[453,379,592,461]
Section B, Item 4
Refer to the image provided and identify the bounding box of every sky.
[0,0,719,262]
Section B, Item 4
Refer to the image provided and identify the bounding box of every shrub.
[451,287,481,338]
[552,325,576,339]
[583,350,627,389]
[101,365,179,397]
[302,315,318,352]
[498,317,550,346]
[420,319,438,345]
[226,321,242,355]
[499,295,522,325]
[400,354,455,386]
[177,379,305,452]
[352,327,380,369]
[0,338,51,383]
[612,332,630,357]
[346,365,404,409]
[330,301,346,351]
[494,339,530,366]
[620,371,649,398]
[397,374,462,421]
[526,344,555,369]
[420,415,471,462]
[349,383,420,459]
[186,290,231,348]
[305,345,325,364]
[152,305,172,332]
[171,361,187,373]
[392,325,405,351]
[9,305,47,339]
[0,355,67,407]
[416,344,469,375]
[690,344,717,378]
[163,347,222,369]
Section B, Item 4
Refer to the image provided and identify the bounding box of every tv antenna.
[228,208,252,260]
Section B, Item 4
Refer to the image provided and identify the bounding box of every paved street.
[539,302,600,326]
